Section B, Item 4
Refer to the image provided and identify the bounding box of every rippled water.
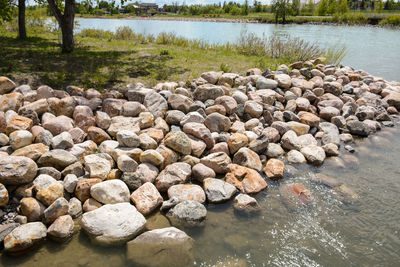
[76,18,400,82]
[2,121,400,266]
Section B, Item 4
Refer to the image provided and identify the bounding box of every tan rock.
[263,159,284,180]
[6,115,33,135]
[130,182,163,216]
[11,143,49,161]
[167,184,206,204]
[228,133,249,154]
[225,164,267,194]
[75,178,102,202]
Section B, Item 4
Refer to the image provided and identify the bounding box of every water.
[2,123,400,266]
[76,18,400,82]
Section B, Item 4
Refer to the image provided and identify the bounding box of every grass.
[0,22,346,91]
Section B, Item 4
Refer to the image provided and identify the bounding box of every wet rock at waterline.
[80,203,146,246]
[126,227,194,267]
[4,222,47,255]
[167,200,207,227]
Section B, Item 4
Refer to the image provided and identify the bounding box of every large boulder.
[4,222,47,255]
[0,156,37,185]
[80,203,146,246]
[126,227,194,267]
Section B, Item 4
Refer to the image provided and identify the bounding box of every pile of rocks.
[0,59,399,258]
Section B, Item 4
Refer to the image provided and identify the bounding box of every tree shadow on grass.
[127,54,189,81]
[0,36,188,90]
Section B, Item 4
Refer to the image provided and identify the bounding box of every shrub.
[379,15,400,27]
[78,29,114,39]
[115,26,135,40]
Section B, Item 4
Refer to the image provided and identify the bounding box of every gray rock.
[63,174,78,193]
[84,154,112,180]
[167,200,207,227]
[200,152,231,174]
[47,215,74,242]
[287,150,307,164]
[143,92,168,118]
[0,156,38,185]
[38,150,77,170]
[233,193,260,213]
[116,130,140,148]
[126,227,194,267]
[256,76,278,89]
[117,155,138,172]
[4,222,47,254]
[300,145,326,165]
[155,162,191,192]
[203,178,237,203]
[68,197,82,218]
[347,120,371,137]
[0,223,19,243]
[43,197,69,224]
[80,203,146,246]
[51,132,74,150]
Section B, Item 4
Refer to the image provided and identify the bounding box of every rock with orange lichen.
[225,164,267,194]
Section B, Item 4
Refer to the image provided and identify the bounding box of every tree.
[47,0,76,53]
[338,0,349,14]
[272,0,291,23]
[18,0,26,39]
[317,0,329,15]
[243,0,249,15]
[291,0,300,15]
[0,0,14,24]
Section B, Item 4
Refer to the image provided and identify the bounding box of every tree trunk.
[61,0,75,53]
[18,0,26,39]
[47,0,75,53]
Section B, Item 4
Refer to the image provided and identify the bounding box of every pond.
[76,18,400,82]
[2,18,400,267]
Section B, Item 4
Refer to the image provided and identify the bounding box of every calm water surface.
[2,123,400,266]
[76,18,400,82]
[2,19,400,267]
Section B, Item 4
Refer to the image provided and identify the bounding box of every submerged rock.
[126,227,194,267]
